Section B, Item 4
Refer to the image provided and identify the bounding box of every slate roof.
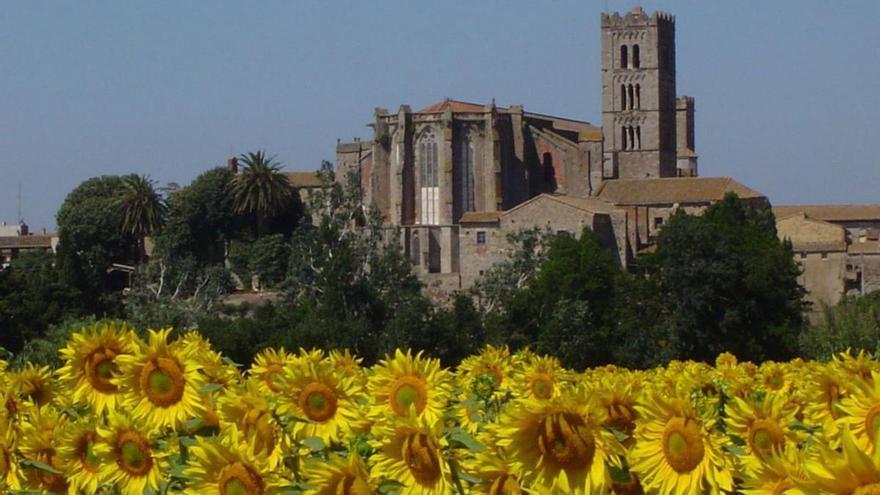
[773,205,880,223]
[596,177,764,205]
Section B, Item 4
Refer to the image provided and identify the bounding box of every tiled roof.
[0,235,55,248]
[596,177,764,205]
[789,240,847,253]
[459,211,502,224]
[284,172,322,188]
[503,193,617,217]
[416,99,494,114]
[848,241,880,254]
[773,205,880,223]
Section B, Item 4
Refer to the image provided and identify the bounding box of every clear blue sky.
[2,1,878,230]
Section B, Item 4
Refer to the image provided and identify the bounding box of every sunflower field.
[1,323,879,494]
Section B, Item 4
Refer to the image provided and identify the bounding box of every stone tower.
[601,6,678,179]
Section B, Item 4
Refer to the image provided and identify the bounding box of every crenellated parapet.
[601,6,674,28]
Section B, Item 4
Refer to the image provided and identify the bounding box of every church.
[329,6,880,309]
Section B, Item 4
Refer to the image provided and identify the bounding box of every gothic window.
[635,84,641,109]
[455,130,475,214]
[632,44,640,68]
[620,44,628,69]
[628,127,636,151]
[621,126,628,150]
[620,84,627,110]
[636,126,642,150]
[418,128,439,225]
[628,84,635,110]
[542,152,555,185]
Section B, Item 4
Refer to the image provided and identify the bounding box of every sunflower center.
[219,462,265,495]
[139,357,186,407]
[402,432,442,484]
[334,475,372,495]
[76,431,101,472]
[479,367,504,387]
[390,375,428,416]
[85,347,119,393]
[606,401,637,438]
[33,449,67,492]
[116,431,153,477]
[748,419,785,457]
[662,417,705,473]
[765,372,785,390]
[855,484,880,495]
[530,374,554,399]
[265,364,283,393]
[489,474,522,495]
[298,382,338,422]
[865,405,880,444]
[537,412,596,471]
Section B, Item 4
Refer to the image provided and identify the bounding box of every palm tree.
[119,175,167,263]
[231,150,292,238]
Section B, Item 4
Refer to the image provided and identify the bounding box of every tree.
[119,175,166,263]
[56,175,137,313]
[232,151,293,238]
[642,193,805,362]
[799,292,880,359]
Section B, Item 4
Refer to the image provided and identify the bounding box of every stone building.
[327,5,878,309]
[0,221,58,269]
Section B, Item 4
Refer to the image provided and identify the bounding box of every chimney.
[227,156,238,174]
[19,222,28,236]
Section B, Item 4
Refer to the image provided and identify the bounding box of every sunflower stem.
[446,452,467,495]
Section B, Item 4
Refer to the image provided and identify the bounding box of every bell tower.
[601,6,678,179]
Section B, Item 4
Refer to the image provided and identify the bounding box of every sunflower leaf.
[198,383,223,394]
[609,464,632,482]
[789,420,821,434]
[302,436,325,453]
[722,443,747,456]
[446,427,485,451]
[20,459,62,474]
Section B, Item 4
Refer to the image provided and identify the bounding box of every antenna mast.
[17,182,22,223]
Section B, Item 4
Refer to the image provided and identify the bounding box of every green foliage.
[232,151,295,238]
[641,193,805,362]
[0,251,87,354]
[10,316,102,369]
[799,292,880,359]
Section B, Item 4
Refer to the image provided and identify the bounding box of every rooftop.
[416,99,498,114]
[0,234,56,249]
[772,205,880,223]
[284,171,323,189]
[596,177,764,205]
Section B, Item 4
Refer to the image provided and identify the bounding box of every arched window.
[636,126,642,150]
[542,152,555,185]
[635,84,641,109]
[632,44,640,68]
[621,126,628,150]
[418,127,439,224]
[628,127,636,151]
[620,45,628,69]
[628,84,635,110]
[455,130,475,213]
[620,84,627,110]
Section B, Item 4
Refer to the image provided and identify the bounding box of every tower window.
[542,152,555,185]
[621,126,628,150]
[620,84,627,110]
[632,44,640,68]
[628,127,635,151]
[628,84,635,110]
[635,84,641,109]
[418,127,439,224]
[636,126,642,150]
[620,45,628,69]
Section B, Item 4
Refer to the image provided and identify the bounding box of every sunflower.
[114,328,206,430]
[371,417,451,495]
[249,347,295,396]
[367,349,453,427]
[460,450,528,494]
[329,349,367,388]
[0,412,21,490]
[509,355,571,401]
[17,406,69,493]
[495,394,623,494]
[759,362,794,394]
[304,453,375,495]
[183,424,279,495]
[799,426,880,494]
[629,392,734,495]
[458,345,517,394]
[56,322,135,414]
[10,363,55,407]
[275,356,363,444]
[180,331,241,387]
[799,365,848,436]
[725,393,799,473]
[591,371,642,445]
[96,412,164,495]
[217,382,286,468]
[740,444,809,495]
[836,370,880,451]
[57,416,105,494]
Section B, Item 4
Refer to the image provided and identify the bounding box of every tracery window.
[455,130,475,214]
[418,127,439,224]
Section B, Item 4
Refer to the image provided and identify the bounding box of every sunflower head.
[18,406,69,493]
[249,347,294,395]
[371,417,449,494]
[57,416,105,494]
[367,349,452,427]
[183,425,278,495]
[11,363,55,407]
[96,412,163,495]
[303,453,374,495]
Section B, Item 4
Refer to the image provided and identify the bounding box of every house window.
[654,217,664,228]
[418,127,439,224]
[821,252,828,260]
[476,231,486,244]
